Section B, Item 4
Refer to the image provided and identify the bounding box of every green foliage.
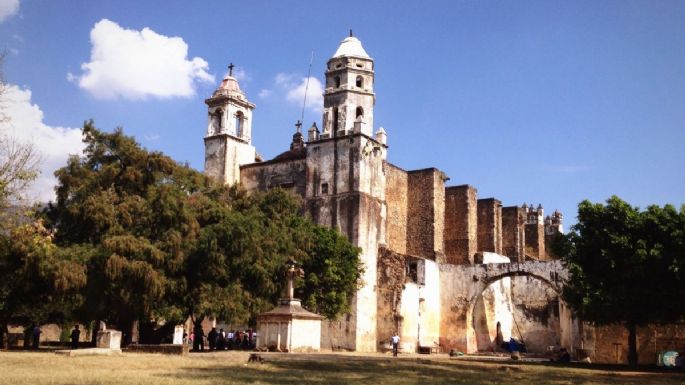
[0,221,86,337]
[553,196,685,365]
[41,121,362,338]
[300,224,363,319]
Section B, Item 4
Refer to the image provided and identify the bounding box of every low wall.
[126,344,189,355]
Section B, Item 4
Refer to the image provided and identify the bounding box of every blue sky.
[1,0,684,226]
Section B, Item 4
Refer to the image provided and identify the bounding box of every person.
[193,324,205,352]
[495,321,504,351]
[551,347,571,363]
[208,327,218,351]
[217,328,226,350]
[391,333,400,357]
[32,325,41,350]
[227,330,234,350]
[70,325,81,350]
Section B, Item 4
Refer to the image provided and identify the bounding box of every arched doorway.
[468,272,569,353]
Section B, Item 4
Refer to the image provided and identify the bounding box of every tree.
[0,221,87,348]
[553,196,685,366]
[46,121,209,342]
[0,51,40,216]
[45,121,362,343]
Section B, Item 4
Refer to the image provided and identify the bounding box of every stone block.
[96,330,122,350]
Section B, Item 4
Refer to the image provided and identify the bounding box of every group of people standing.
[191,325,254,351]
[23,324,80,350]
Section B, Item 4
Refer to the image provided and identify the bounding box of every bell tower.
[204,64,256,185]
[306,33,387,352]
[322,32,375,138]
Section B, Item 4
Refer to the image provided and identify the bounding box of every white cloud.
[258,89,272,99]
[70,19,214,100]
[274,73,323,112]
[275,73,296,86]
[144,132,160,141]
[1,84,85,203]
[0,0,19,23]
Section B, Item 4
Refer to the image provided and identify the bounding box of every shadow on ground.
[166,356,685,385]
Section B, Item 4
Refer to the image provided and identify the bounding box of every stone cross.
[285,258,304,299]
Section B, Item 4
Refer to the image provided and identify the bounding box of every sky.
[1,0,684,227]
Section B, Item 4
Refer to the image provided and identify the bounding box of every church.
[202,33,570,354]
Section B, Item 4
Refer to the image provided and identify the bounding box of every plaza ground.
[1,350,683,385]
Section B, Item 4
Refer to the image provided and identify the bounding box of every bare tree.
[0,51,40,213]
[0,135,40,209]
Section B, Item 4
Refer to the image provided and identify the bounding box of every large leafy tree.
[0,221,87,348]
[46,121,207,341]
[45,121,362,343]
[553,196,685,366]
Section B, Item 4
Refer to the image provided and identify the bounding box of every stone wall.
[587,322,685,364]
[406,168,446,260]
[525,223,546,260]
[384,163,408,254]
[439,260,568,353]
[399,258,441,353]
[376,247,406,350]
[240,158,307,198]
[444,185,478,265]
[502,206,526,262]
[477,198,502,254]
[204,135,256,186]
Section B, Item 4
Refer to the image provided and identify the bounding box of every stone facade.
[203,34,573,355]
[477,198,502,254]
[444,185,478,265]
[502,206,526,262]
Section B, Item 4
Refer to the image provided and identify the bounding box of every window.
[321,183,329,195]
[334,76,341,88]
[235,111,244,137]
[406,259,425,285]
[211,109,223,134]
[356,106,364,119]
[356,75,363,88]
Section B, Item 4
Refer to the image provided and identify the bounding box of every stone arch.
[465,269,570,354]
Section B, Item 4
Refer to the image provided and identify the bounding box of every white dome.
[332,36,370,59]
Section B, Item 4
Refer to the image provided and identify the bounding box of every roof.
[332,36,370,59]
[212,75,243,97]
[257,299,323,320]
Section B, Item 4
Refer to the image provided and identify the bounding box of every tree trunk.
[627,322,638,367]
[0,323,7,349]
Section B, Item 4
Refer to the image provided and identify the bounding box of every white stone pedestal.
[96,330,122,350]
[173,325,184,345]
[256,298,323,352]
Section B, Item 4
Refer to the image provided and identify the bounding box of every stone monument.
[256,259,323,352]
[173,325,184,345]
[96,329,122,351]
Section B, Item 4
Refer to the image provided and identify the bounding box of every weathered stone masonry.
[203,34,586,357]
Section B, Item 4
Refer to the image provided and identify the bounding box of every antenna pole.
[300,51,314,128]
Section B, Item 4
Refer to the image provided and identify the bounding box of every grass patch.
[0,351,683,385]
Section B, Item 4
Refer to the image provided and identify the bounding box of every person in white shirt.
[391,333,400,357]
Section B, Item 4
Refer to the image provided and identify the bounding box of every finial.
[295,120,303,133]
[349,29,353,37]
[228,63,235,77]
